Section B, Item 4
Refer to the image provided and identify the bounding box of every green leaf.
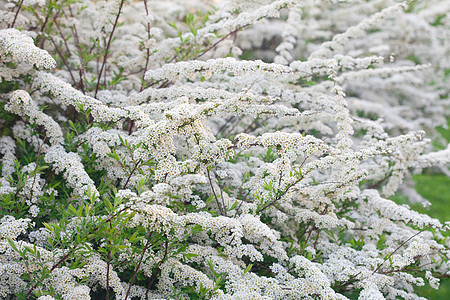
[243,263,253,275]
[7,238,18,252]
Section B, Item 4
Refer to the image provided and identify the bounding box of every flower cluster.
[0,0,449,299]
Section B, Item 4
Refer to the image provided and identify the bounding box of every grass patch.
[413,174,450,299]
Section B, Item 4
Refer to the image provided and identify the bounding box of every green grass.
[391,174,450,299]
[413,174,450,223]
[413,117,450,299]
[413,174,450,299]
[390,118,450,299]
[432,118,450,150]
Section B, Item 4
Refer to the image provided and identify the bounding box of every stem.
[140,0,152,92]
[106,249,111,300]
[67,6,86,93]
[256,174,305,214]
[54,17,72,56]
[195,26,247,60]
[124,232,154,300]
[145,239,169,298]
[372,228,427,275]
[219,183,228,216]
[28,135,47,201]
[94,0,126,97]
[297,220,313,241]
[50,36,78,84]
[334,271,362,292]
[123,159,143,189]
[313,229,320,250]
[27,247,76,296]
[9,0,24,28]
[304,225,315,245]
[38,2,57,49]
[207,168,225,216]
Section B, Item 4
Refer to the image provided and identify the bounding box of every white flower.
[0,29,56,69]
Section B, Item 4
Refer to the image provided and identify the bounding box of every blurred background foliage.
[393,118,450,299]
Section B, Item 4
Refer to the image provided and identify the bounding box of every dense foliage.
[0,0,449,299]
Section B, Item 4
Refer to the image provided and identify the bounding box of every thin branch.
[106,249,111,300]
[94,0,126,97]
[49,36,78,85]
[140,0,152,92]
[53,17,72,56]
[123,159,143,189]
[256,173,307,214]
[125,231,154,300]
[372,228,427,275]
[27,247,77,296]
[333,271,362,291]
[38,4,58,49]
[8,0,24,28]
[207,167,226,216]
[195,26,248,60]
[67,6,86,93]
[145,239,169,298]
[28,135,47,201]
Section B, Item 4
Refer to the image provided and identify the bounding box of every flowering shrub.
[1,0,449,299]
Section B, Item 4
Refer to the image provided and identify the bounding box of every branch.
[372,228,427,275]
[125,231,154,300]
[8,0,24,28]
[94,0,126,97]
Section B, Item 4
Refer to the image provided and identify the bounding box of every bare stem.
[50,36,77,84]
[372,228,427,275]
[125,231,154,300]
[207,168,226,216]
[8,0,24,28]
[195,26,247,60]
[94,0,126,97]
[106,249,111,300]
[145,239,169,298]
[27,247,76,296]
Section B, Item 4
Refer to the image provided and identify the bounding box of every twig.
[256,173,307,214]
[49,36,78,85]
[195,26,247,60]
[106,249,111,300]
[27,247,76,296]
[95,0,126,97]
[207,168,226,216]
[145,239,169,298]
[123,159,143,189]
[8,0,24,28]
[372,228,427,275]
[140,0,152,92]
[124,231,154,300]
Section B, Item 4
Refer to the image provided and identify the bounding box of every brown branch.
[207,167,226,216]
[106,249,111,300]
[195,26,248,60]
[256,174,306,214]
[139,0,152,92]
[123,159,143,189]
[333,271,362,292]
[125,231,154,300]
[372,228,427,275]
[38,4,57,49]
[94,0,126,97]
[145,239,169,298]
[67,6,86,93]
[28,135,47,201]
[27,247,76,296]
[49,36,77,85]
[8,0,24,28]
[54,17,72,56]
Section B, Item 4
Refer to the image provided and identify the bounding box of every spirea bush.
[0,0,449,299]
